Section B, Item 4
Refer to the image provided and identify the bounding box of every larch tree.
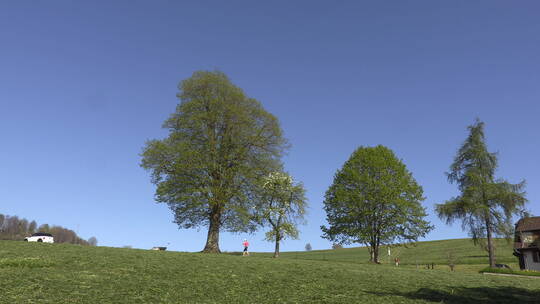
[321,145,433,263]
[141,71,288,253]
[436,119,527,267]
[257,172,306,258]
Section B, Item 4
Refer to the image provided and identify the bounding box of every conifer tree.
[436,119,527,267]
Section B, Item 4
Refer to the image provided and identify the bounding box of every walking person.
[242,239,250,256]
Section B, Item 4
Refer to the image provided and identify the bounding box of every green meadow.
[1,239,539,303]
[262,238,517,269]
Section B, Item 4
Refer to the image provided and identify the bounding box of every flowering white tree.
[258,172,307,258]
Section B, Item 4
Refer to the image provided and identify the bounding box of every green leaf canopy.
[141,71,288,252]
[321,145,432,262]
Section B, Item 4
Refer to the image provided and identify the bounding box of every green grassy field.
[258,238,518,270]
[1,239,539,303]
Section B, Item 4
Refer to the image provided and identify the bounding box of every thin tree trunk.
[375,235,380,264]
[202,207,221,253]
[274,233,280,258]
[273,216,281,258]
[486,218,496,267]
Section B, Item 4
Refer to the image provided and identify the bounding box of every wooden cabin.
[514,216,540,271]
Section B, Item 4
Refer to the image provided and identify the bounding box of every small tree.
[321,146,433,263]
[332,243,343,250]
[447,249,458,271]
[18,219,29,238]
[28,220,37,235]
[258,172,307,258]
[88,236,98,246]
[305,243,312,251]
[38,224,50,233]
[436,119,527,267]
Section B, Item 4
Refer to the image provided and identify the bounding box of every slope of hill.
[264,238,517,266]
[0,239,538,303]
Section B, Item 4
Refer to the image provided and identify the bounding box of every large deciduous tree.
[321,145,432,263]
[258,172,306,258]
[436,119,527,267]
[141,71,288,253]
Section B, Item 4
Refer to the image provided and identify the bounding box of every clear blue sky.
[1,1,538,252]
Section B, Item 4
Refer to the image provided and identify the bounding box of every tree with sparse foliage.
[257,172,306,258]
[38,224,50,233]
[305,243,312,251]
[141,71,288,253]
[322,146,433,263]
[436,119,527,268]
[28,220,37,234]
[446,249,458,271]
[88,236,98,246]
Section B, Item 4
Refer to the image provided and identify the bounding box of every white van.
[24,232,54,243]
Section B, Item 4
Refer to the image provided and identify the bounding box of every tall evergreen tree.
[436,119,527,267]
[321,145,432,263]
[141,71,288,253]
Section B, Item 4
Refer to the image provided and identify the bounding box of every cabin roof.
[515,217,540,232]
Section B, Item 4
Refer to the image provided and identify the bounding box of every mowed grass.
[1,240,540,303]
[264,238,517,266]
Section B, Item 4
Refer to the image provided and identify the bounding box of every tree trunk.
[202,207,221,253]
[486,218,496,267]
[274,236,280,258]
[373,244,379,263]
[369,242,379,263]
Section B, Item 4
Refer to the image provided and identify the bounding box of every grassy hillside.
[1,239,538,303]
[263,238,517,266]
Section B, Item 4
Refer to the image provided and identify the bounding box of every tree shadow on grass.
[369,286,540,304]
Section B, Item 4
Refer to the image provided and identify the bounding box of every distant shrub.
[88,237,98,246]
[446,250,459,271]
[332,243,343,250]
[305,243,312,251]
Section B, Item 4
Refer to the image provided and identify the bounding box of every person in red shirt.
[242,239,249,256]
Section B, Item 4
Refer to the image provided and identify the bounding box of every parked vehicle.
[24,232,54,243]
